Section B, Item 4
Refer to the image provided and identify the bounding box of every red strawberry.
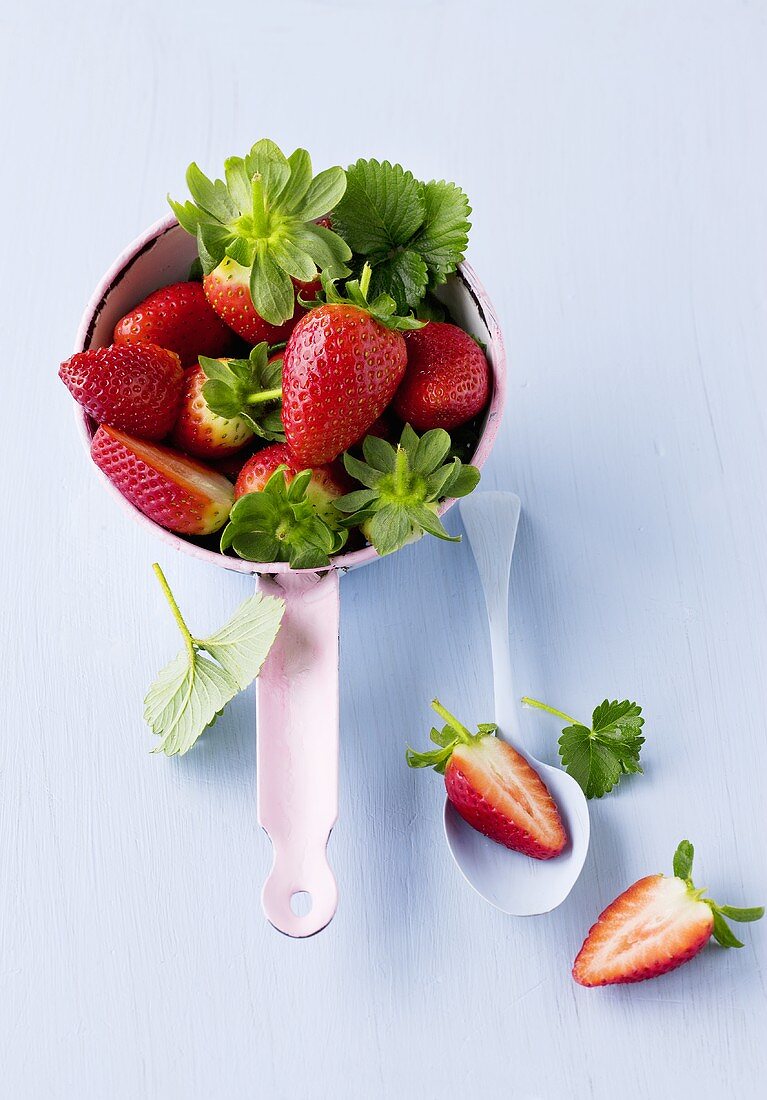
[573,841,764,986]
[407,700,567,860]
[91,424,234,535]
[172,364,254,459]
[203,257,319,344]
[234,442,347,524]
[60,343,183,440]
[113,281,234,368]
[394,321,489,430]
[282,274,412,465]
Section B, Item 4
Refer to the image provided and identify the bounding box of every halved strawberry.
[91,424,233,535]
[113,281,235,368]
[203,259,319,344]
[407,700,567,860]
[60,343,183,440]
[573,841,764,986]
[234,442,347,527]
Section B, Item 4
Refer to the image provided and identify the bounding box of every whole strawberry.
[394,321,489,430]
[283,267,422,465]
[169,139,351,335]
[60,343,183,440]
[204,260,319,344]
[234,442,347,525]
[91,425,233,535]
[113,281,235,368]
[173,364,254,459]
[221,451,348,569]
[172,344,285,460]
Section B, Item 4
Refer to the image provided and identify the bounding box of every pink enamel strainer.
[73,214,506,937]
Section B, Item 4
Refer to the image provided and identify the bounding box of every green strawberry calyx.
[220,466,347,570]
[199,343,284,441]
[301,263,425,332]
[405,699,497,774]
[169,139,353,325]
[670,840,763,949]
[335,423,480,555]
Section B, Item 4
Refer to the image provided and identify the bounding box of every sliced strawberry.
[573,875,712,986]
[172,364,254,459]
[203,258,319,344]
[446,736,567,859]
[394,321,489,430]
[91,424,233,535]
[573,841,764,986]
[234,442,347,526]
[60,343,183,440]
[113,281,235,368]
[407,700,567,860]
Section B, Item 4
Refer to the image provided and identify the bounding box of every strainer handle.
[255,570,340,937]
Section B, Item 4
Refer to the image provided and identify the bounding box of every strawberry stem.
[152,563,195,664]
[431,699,473,743]
[393,447,409,496]
[521,696,579,726]
[250,175,268,237]
[245,387,282,406]
[359,262,372,300]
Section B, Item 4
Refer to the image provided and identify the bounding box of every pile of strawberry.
[60,141,490,568]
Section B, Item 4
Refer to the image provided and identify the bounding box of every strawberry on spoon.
[282,264,423,465]
[573,840,763,986]
[407,699,567,860]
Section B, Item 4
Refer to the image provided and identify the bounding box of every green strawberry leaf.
[221,467,347,569]
[338,423,480,556]
[333,159,426,255]
[522,696,645,798]
[332,160,471,311]
[170,140,352,325]
[673,840,695,881]
[663,841,764,950]
[716,904,765,922]
[318,264,424,332]
[409,180,472,286]
[406,700,494,775]
[711,910,745,949]
[367,250,429,313]
[144,565,284,756]
[199,344,285,442]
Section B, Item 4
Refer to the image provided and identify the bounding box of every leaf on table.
[144,570,284,757]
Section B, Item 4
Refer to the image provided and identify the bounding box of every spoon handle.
[459,492,522,738]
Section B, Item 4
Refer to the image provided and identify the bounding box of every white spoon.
[447,491,590,915]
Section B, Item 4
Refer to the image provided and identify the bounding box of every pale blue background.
[1,2,766,1097]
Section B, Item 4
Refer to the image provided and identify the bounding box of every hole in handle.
[290,891,313,916]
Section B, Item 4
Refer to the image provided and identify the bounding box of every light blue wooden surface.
[2,1,766,1096]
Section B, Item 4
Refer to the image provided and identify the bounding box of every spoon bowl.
[447,492,590,915]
